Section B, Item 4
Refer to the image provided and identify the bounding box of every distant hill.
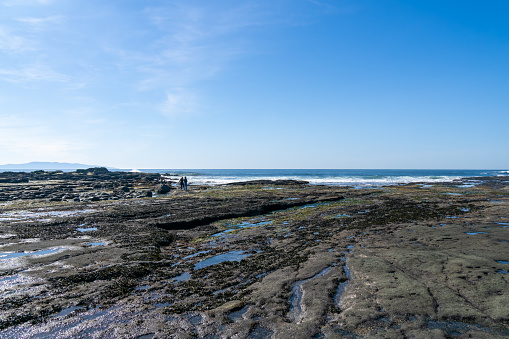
[0,162,116,170]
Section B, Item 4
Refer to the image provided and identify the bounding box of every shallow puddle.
[457,184,477,188]
[465,232,488,235]
[213,287,229,295]
[0,209,95,221]
[77,227,98,232]
[288,266,332,322]
[211,221,272,238]
[228,306,249,321]
[0,274,42,294]
[194,250,251,270]
[182,250,210,259]
[334,249,353,310]
[87,242,105,246]
[0,275,19,284]
[172,272,191,282]
[0,248,64,260]
[135,285,151,291]
[188,314,202,325]
[298,201,334,210]
[52,306,84,318]
[334,265,351,309]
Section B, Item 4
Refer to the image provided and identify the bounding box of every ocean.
[136,169,508,188]
[2,168,506,188]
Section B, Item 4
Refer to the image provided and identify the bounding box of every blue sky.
[0,0,507,169]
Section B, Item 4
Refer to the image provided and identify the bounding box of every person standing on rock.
[184,177,188,191]
[178,177,184,191]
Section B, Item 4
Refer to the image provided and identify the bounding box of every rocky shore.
[0,168,167,202]
[0,170,508,338]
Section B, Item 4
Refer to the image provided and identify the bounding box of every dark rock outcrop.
[155,184,172,194]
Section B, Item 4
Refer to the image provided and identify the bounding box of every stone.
[155,184,172,194]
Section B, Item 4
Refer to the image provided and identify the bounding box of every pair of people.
[178,177,188,191]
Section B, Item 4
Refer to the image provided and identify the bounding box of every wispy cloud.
[16,15,64,31]
[158,89,198,118]
[129,3,269,116]
[0,26,35,52]
[0,64,69,83]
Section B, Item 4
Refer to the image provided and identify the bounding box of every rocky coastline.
[0,168,167,202]
[0,169,508,338]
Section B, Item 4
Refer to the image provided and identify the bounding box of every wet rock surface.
[0,175,508,338]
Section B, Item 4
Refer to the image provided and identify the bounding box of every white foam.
[186,175,462,187]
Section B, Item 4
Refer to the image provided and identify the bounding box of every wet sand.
[0,173,509,338]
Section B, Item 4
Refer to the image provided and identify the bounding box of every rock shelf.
[0,172,508,337]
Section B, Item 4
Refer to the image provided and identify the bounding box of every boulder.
[155,184,172,194]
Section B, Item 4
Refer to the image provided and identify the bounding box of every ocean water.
[2,168,506,188]
[142,169,507,188]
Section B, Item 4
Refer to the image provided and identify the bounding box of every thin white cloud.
[0,64,69,83]
[0,26,35,52]
[159,89,197,118]
[135,1,353,102]
[131,3,268,117]
[16,15,64,31]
